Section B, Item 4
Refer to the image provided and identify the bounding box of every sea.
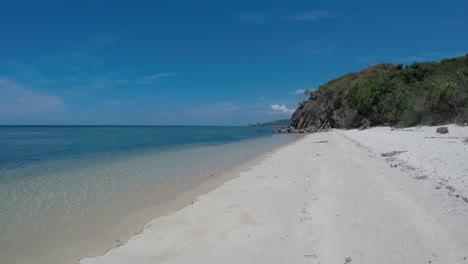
[0,126,299,264]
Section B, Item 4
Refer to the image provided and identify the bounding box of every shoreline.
[1,132,302,264]
[76,133,306,263]
[82,125,468,264]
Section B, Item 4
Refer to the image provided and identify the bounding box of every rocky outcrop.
[436,127,449,134]
[289,97,345,132]
[290,99,329,131]
[272,127,321,133]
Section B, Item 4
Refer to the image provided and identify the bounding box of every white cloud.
[139,73,176,84]
[0,78,65,116]
[270,104,295,114]
[145,73,176,79]
[107,101,134,105]
[290,10,334,21]
[294,89,306,94]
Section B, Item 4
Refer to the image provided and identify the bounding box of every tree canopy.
[306,55,468,128]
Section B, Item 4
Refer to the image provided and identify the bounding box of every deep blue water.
[0,126,281,178]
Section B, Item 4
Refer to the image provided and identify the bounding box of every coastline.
[82,125,468,264]
[75,133,306,263]
[0,130,302,264]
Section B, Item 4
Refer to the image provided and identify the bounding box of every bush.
[397,110,421,127]
[344,110,363,128]
[301,54,468,128]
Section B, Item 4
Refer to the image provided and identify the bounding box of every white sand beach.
[81,125,468,264]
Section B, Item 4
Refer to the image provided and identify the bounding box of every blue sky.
[0,0,467,125]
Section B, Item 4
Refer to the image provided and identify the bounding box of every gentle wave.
[0,126,299,264]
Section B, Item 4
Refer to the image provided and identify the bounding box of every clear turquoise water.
[0,126,298,263]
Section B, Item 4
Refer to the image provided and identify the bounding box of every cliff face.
[290,99,330,131]
[289,98,346,131]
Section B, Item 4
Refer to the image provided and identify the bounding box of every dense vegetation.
[303,54,468,128]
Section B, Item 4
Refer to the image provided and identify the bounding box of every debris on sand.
[446,186,456,193]
[381,151,407,157]
[436,127,449,134]
[414,175,428,180]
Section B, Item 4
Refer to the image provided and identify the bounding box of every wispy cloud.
[145,73,176,79]
[2,61,60,87]
[290,10,334,21]
[65,76,128,89]
[114,79,128,84]
[138,73,176,84]
[294,89,306,95]
[0,78,65,116]
[62,89,85,96]
[107,100,134,105]
[237,10,334,24]
[270,104,295,114]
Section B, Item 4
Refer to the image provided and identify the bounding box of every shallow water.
[0,126,299,263]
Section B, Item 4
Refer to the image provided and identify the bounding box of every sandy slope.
[81,126,468,264]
